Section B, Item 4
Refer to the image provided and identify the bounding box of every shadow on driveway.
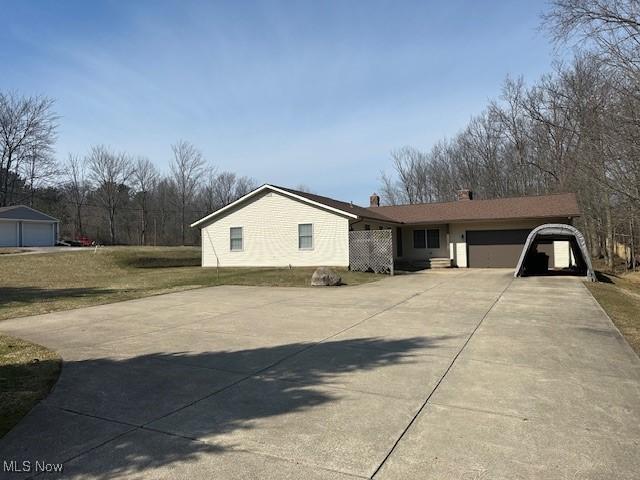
[0,335,456,479]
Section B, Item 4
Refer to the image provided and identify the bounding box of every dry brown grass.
[0,334,61,437]
[587,269,640,355]
[0,246,381,321]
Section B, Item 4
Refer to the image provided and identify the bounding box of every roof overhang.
[0,205,59,222]
[190,184,360,228]
[349,216,402,226]
[398,214,578,226]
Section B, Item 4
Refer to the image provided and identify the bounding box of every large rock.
[311,267,342,286]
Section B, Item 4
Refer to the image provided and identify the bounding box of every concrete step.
[428,258,452,268]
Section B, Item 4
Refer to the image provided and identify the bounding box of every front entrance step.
[395,258,452,271]
[428,258,452,268]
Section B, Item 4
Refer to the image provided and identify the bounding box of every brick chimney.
[457,189,473,201]
[369,192,380,207]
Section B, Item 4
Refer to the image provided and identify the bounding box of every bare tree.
[200,169,256,212]
[21,146,58,206]
[170,140,205,245]
[87,145,134,244]
[544,0,640,81]
[63,154,90,237]
[379,171,406,205]
[381,42,640,270]
[235,175,256,199]
[132,157,158,245]
[294,183,314,193]
[0,92,58,206]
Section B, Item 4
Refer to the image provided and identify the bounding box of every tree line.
[2,1,638,264]
[0,93,255,245]
[380,0,640,270]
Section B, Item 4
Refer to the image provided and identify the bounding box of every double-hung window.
[414,229,440,249]
[230,227,243,251]
[298,223,313,250]
[427,229,440,249]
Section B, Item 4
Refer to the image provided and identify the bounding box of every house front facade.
[191,184,581,270]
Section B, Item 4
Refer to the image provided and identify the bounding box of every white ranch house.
[191,184,581,270]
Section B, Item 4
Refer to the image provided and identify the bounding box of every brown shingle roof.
[369,193,580,224]
[275,186,399,223]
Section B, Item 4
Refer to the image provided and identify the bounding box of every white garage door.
[23,223,54,246]
[0,221,18,247]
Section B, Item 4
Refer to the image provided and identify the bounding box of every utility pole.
[631,214,636,272]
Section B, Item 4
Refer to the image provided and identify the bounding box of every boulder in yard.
[311,267,342,286]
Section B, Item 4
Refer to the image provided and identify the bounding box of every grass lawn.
[0,246,382,321]
[0,334,61,437]
[0,248,29,255]
[586,270,640,355]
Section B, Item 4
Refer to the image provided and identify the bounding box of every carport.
[514,223,596,281]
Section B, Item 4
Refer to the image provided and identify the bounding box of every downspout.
[204,228,221,279]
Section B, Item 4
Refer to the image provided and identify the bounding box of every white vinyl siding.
[298,223,313,250]
[200,190,349,267]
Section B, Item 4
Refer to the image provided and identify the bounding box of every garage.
[467,229,531,268]
[0,221,18,247]
[467,229,557,268]
[23,222,55,246]
[0,205,59,247]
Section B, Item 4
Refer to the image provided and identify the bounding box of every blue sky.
[1,0,556,203]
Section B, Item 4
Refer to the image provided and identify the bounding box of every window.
[413,229,426,249]
[427,229,440,249]
[230,227,243,251]
[298,223,313,249]
[364,224,371,230]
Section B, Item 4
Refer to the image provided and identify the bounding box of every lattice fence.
[349,229,394,275]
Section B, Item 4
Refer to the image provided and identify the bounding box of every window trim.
[229,226,243,252]
[298,223,314,250]
[427,228,440,249]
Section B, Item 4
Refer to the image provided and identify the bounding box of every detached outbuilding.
[0,205,59,247]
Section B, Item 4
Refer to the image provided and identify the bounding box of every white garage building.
[0,205,59,247]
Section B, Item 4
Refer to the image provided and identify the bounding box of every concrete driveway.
[1,270,639,479]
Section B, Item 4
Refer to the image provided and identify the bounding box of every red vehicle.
[77,235,94,247]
